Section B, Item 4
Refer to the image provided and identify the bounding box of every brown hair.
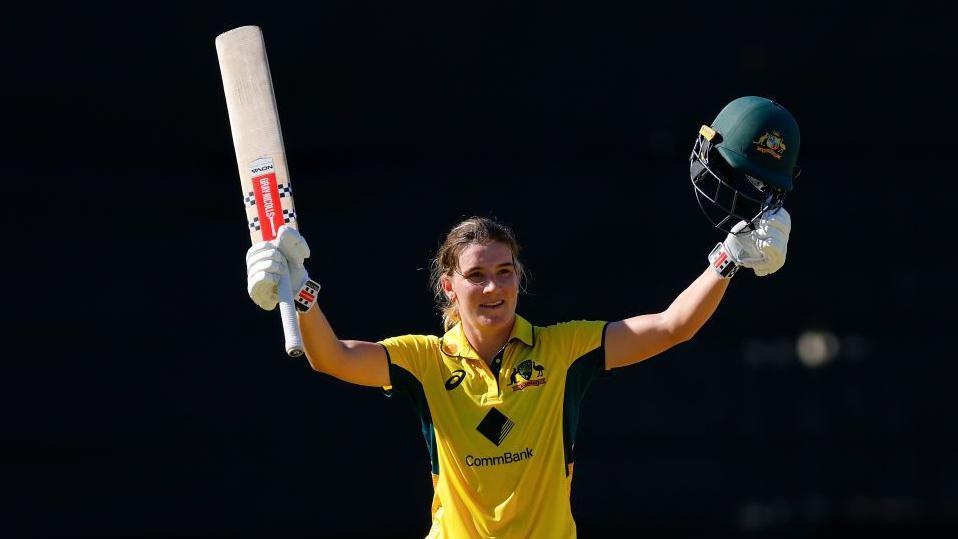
[429,216,526,331]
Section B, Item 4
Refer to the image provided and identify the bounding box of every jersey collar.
[440,314,535,360]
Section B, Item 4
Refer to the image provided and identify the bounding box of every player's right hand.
[245,226,312,310]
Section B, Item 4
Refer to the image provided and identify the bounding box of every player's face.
[447,241,519,334]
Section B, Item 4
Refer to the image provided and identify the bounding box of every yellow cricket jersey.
[379,315,609,539]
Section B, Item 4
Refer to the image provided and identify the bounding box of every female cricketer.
[243,96,799,538]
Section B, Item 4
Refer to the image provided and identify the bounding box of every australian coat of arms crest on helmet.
[752,131,787,159]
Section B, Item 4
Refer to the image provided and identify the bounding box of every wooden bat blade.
[216,25,303,357]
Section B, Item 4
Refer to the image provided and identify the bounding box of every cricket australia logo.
[509,359,546,392]
[752,131,787,160]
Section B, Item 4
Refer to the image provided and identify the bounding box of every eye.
[497,268,514,277]
[466,273,486,284]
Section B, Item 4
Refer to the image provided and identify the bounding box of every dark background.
[4,1,955,537]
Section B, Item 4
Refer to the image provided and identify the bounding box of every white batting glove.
[245,226,316,311]
[276,225,311,290]
[708,208,791,278]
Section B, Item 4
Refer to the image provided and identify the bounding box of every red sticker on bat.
[250,157,284,241]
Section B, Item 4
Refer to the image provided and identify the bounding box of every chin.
[474,307,515,328]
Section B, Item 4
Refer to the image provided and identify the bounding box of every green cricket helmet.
[689,96,801,234]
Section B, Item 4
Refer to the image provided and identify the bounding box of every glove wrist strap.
[294,279,322,312]
[708,242,739,279]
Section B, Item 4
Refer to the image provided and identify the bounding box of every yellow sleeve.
[546,320,609,368]
[377,334,437,392]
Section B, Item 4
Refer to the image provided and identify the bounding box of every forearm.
[662,266,730,341]
[298,305,349,373]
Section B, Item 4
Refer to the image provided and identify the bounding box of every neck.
[462,316,515,364]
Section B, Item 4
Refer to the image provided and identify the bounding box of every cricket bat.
[215,25,304,357]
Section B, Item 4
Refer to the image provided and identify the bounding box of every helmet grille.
[689,134,784,234]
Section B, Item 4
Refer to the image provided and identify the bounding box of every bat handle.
[277,270,305,357]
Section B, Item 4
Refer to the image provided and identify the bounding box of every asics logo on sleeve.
[444,369,467,390]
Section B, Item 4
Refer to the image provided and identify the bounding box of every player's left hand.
[709,208,791,278]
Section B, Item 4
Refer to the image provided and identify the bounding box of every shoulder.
[378,334,441,360]
[377,334,441,370]
[537,320,608,340]
[378,334,440,348]
[535,320,609,364]
[377,335,440,393]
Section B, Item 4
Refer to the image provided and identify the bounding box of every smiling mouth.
[480,300,505,309]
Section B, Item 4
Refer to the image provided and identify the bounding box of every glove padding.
[724,207,791,277]
[246,226,311,310]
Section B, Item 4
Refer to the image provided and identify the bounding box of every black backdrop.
[4,1,956,537]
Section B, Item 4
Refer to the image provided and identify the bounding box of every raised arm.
[605,208,791,370]
[605,267,728,369]
[298,306,389,387]
[246,226,389,387]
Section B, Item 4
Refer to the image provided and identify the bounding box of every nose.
[484,271,515,294]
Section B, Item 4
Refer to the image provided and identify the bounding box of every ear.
[441,274,456,302]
